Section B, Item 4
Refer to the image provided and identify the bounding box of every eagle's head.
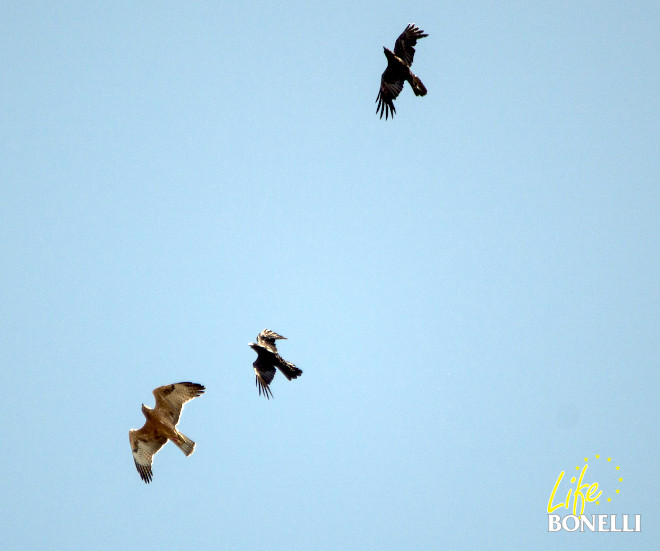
[383,47,395,59]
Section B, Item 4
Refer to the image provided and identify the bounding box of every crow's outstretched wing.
[253,355,276,400]
[376,70,404,120]
[394,24,428,67]
[256,329,287,353]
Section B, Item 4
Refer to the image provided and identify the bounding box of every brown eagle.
[249,329,302,399]
[376,24,428,119]
[128,382,205,483]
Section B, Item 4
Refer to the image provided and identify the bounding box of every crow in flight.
[249,329,302,399]
[376,24,428,119]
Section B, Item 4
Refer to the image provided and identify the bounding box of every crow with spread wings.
[249,329,302,399]
[376,24,428,120]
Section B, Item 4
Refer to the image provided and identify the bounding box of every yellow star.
[595,454,600,459]
[616,489,620,494]
[607,457,612,462]
[607,497,612,502]
[616,466,620,470]
[619,478,623,482]
[596,501,600,505]
[576,466,580,470]
[584,457,588,462]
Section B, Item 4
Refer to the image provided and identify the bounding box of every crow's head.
[383,47,398,64]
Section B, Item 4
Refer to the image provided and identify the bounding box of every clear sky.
[1,1,658,549]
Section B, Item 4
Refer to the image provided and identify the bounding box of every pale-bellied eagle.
[128,382,205,483]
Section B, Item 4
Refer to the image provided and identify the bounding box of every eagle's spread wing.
[153,382,205,426]
[256,328,286,353]
[393,24,428,67]
[376,74,404,120]
[129,428,167,484]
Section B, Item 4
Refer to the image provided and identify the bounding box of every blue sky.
[1,1,658,549]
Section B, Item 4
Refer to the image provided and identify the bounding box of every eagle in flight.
[249,329,302,399]
[128,382,205,483]
[376,24,428,119]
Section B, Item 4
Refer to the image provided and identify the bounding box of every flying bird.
[376,23,428,119]
[128,382,205,483]
[249,329,302,399]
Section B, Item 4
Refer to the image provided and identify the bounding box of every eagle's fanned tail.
[173,433,195,457]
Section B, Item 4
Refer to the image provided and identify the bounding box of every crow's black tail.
[411,74,427,96]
